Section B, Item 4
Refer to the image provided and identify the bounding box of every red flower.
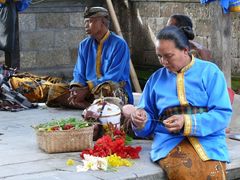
[51,126,60,131]
[80,123,141,159]
[80,134,142,159]
[63,124,74,130]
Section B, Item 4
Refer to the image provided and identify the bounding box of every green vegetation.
[33,117,92,131]
[136,65,240,95]
[135,65,160,89]
[232,75,240,93]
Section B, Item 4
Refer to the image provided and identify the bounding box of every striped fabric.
[159,106,208,123]
[0,64,37,112]
[229,0,240,12]
[0,64,15,78]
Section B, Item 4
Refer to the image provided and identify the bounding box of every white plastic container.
[83,101,121,128]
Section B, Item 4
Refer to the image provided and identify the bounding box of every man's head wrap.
[84,7,109,19]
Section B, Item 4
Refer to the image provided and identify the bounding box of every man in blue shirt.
[67,7,133,109]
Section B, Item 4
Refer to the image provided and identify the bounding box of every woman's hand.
[131,108,147,129]
[163,115,185,133]
[122,104,136,119]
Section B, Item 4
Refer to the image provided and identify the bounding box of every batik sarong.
[159,139,226,180]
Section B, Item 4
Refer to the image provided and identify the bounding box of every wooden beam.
[106,0,142,93]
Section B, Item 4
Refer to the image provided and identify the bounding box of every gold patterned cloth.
[159,139,226,180]
[91,81,128,105]
[10,73,62,103]
[46,83,70,107]
[46,80,128,109]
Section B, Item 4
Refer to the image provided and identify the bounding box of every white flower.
[76,154,108,172]
[96,157,108,171]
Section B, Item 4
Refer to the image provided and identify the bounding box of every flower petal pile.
[76,154,133,172]
[81,123,142,159]
[81,135,141,159]
[77,123,142,172]
[76,154,108,172]
[107,154,133,167]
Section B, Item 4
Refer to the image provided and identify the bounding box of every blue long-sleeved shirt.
[133,57,232,162]
[71,31,133,104]
[0,0,31,11]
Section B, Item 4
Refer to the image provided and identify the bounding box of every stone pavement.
[0,95,240,180]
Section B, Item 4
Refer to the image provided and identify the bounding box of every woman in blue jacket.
[131,26,232,179]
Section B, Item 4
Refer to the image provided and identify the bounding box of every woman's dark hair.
[170,14,193,28]
[169,14,195,40]
[156,26,190,50]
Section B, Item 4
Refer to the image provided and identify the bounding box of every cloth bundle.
[10,73,62,103]
[0,64,37,111]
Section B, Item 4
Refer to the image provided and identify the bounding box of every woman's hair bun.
[180,26,195,40]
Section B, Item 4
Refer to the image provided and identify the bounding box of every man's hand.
[131,108,147,129]
[68,86,90,107]
[163,115,185,133]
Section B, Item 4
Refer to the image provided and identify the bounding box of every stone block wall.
[1,0,238,80]
[123,0,239,77]
[231,13,240,75]
[18,0,103,79]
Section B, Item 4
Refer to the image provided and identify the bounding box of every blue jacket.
[133,57,232,162]
[71,31,133,104]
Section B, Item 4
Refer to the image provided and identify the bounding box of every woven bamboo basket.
[36,126,94,153]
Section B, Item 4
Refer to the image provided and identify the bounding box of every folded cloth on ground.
[0,64,37,112]
[0,80,37,112]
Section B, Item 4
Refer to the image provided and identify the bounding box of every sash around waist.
[159,106,208,123]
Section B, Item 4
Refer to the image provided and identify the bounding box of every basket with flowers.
[33,117,94,153]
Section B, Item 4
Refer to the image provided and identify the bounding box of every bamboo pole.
[105,0,142,93]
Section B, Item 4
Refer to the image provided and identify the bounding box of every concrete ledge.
[0,106,240,179]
